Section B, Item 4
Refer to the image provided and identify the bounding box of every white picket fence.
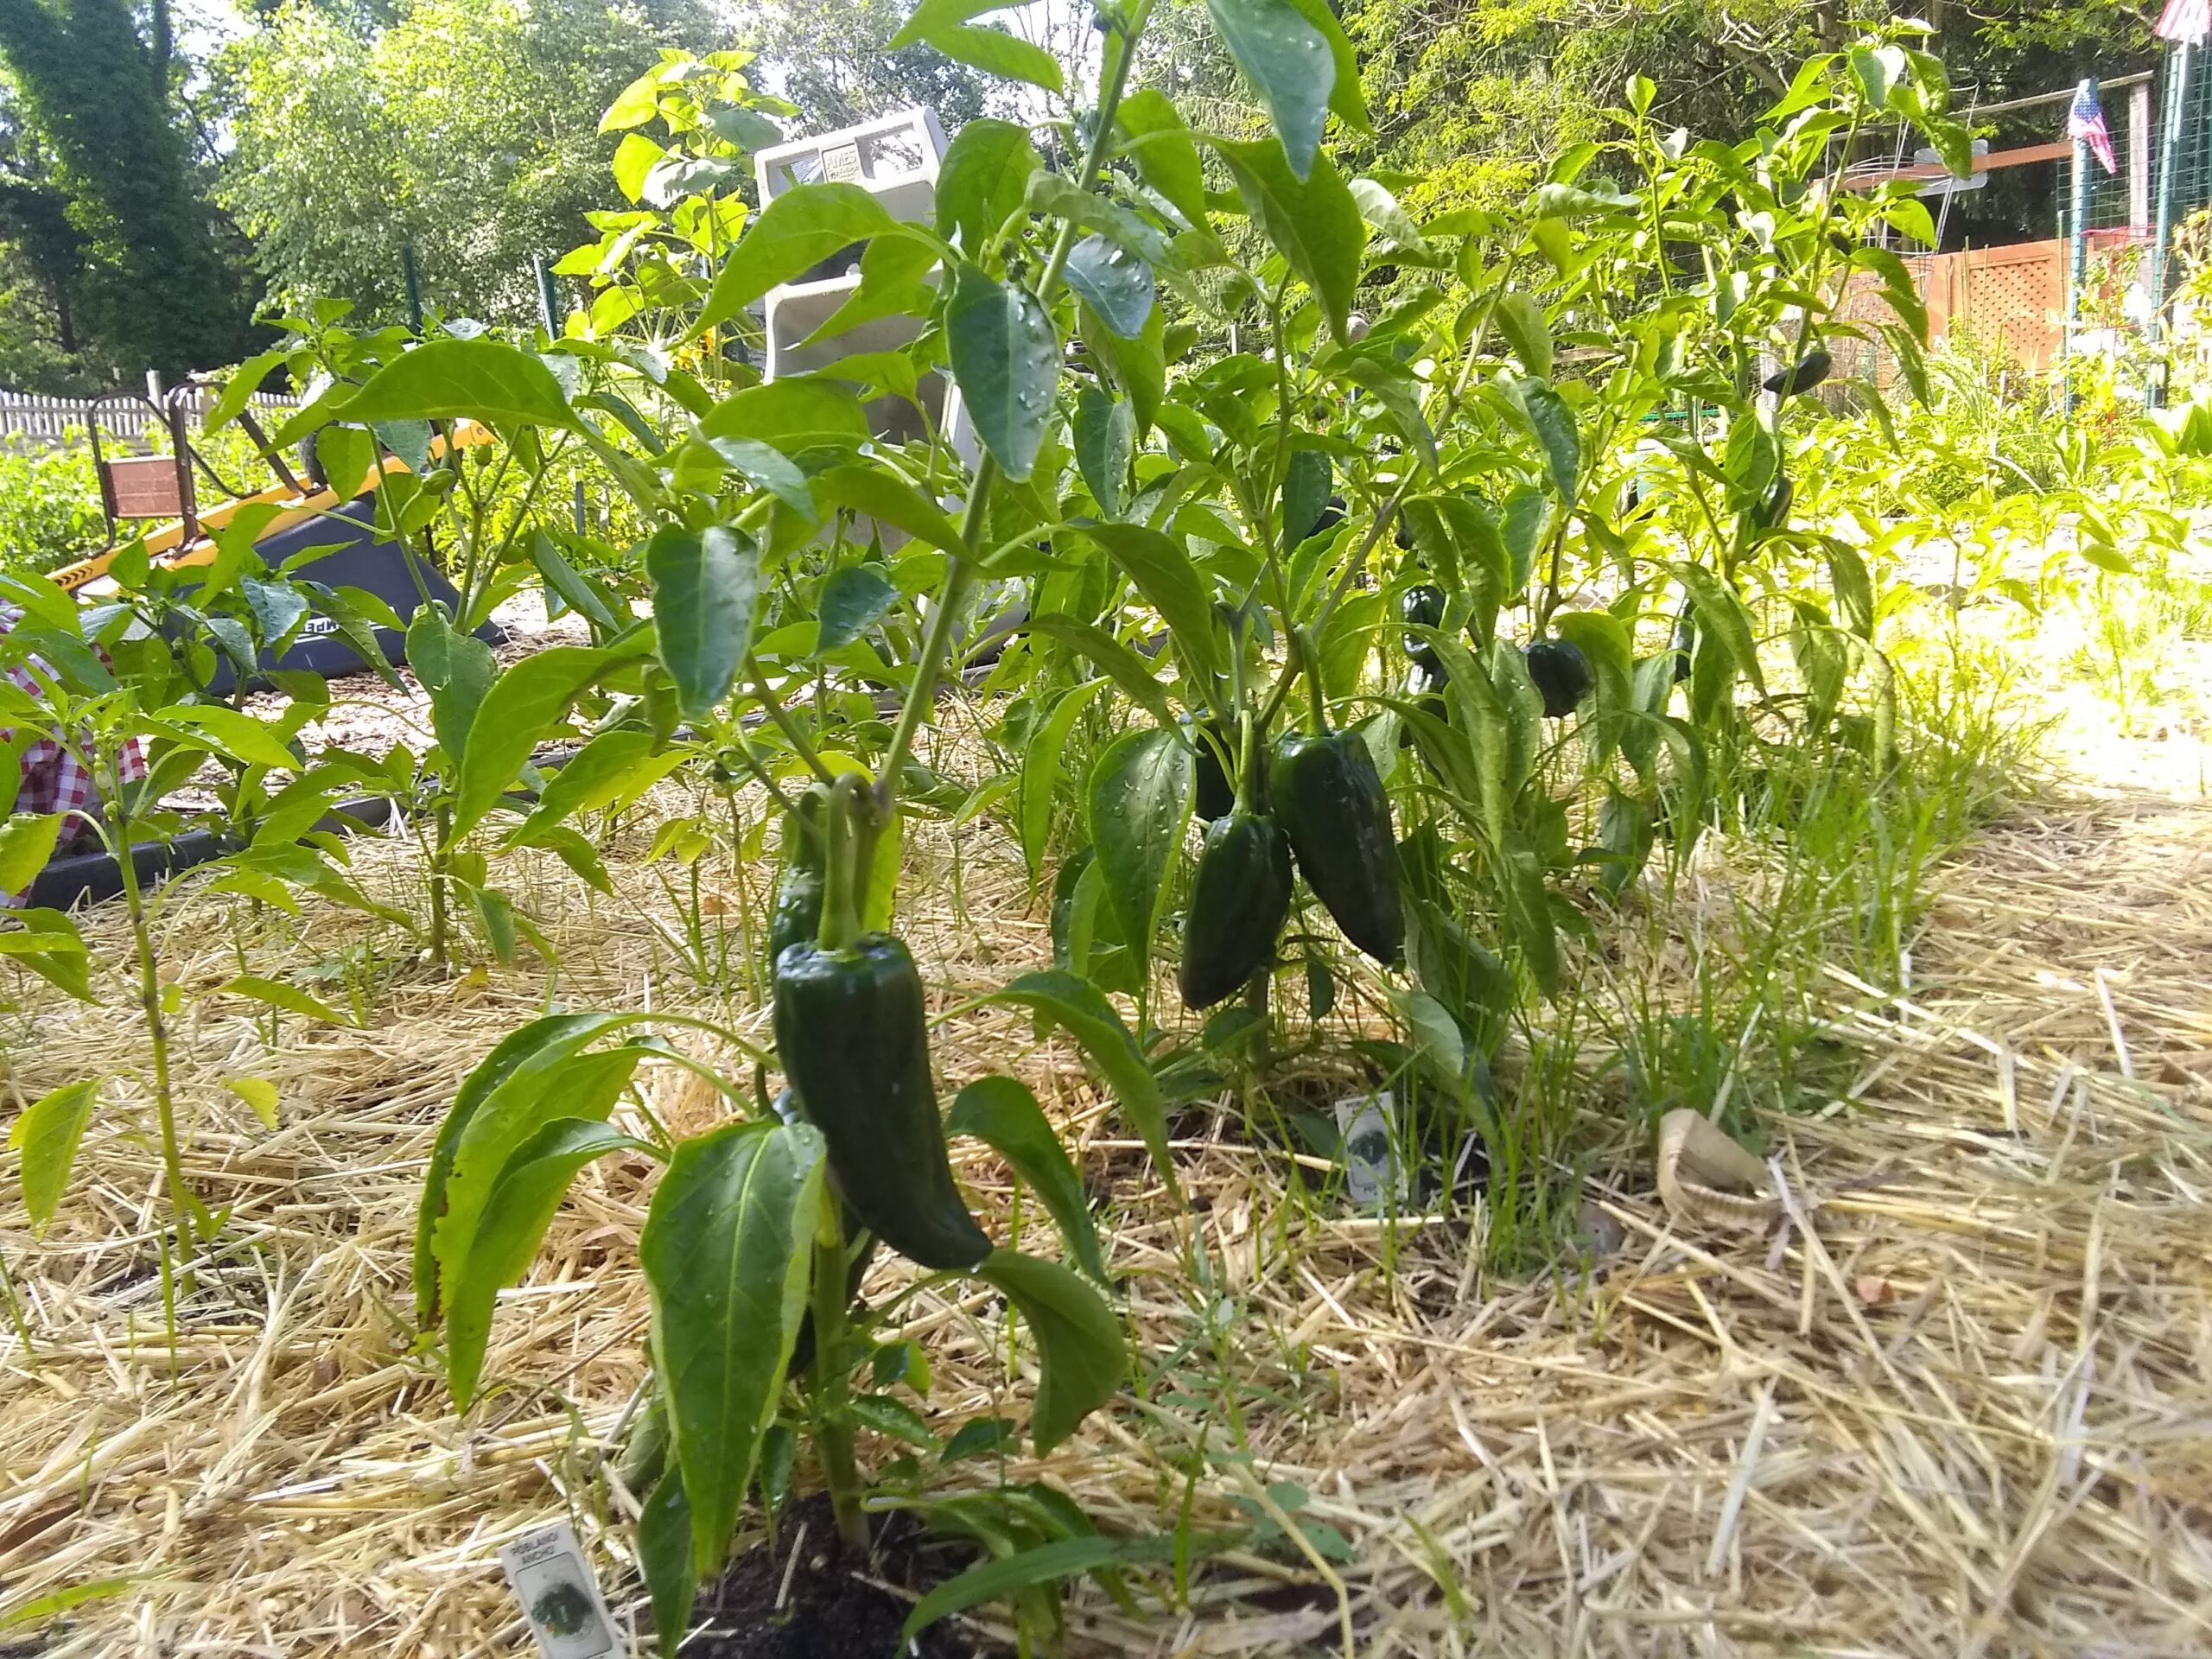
[0,388,302,451]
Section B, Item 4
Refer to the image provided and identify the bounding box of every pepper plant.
[373,0,2008,1638]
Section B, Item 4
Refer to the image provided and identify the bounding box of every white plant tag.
[499,1520,622,1659]
[1334,1090,1408,1209]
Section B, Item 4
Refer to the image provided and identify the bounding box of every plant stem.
[1296,630,1329,734]
[429,804,454,971]
[874,0,1150,819]
[809,1198,869,1553]
[817,776,863,952]
[111,786,194,1268]
[747,653,839,788]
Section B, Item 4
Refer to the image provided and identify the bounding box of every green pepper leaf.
[407,607,497,763]
[1211,139,1364,345]
[935,118,1039,256]
[950,1077,1108,1283]
[1672,563,1766,695]
[903,1532,1182,1642]
[416,1012,639,1325]
[1118,90,1209,229]
[9,1077,99,1233]
[889,0,1064,89]
[638,1468,697,1643]
[648,525,759,720]
[0,812,63,895]
[1492,291,1553,379]
[811,465,965,555]
[817,563,900,652]
[694,183,906,333]
[1072,385,1135,516]
[445,1117,650,1407]
[338,339,581,430]
[1201,0,1334,181]
[453,644,638,839]
[984,970,1175,1192]
[1022,618,1177,732]
[973,1248,1125,1452]
[1021,677,1108,881]
[641,1119,824,1578]
[699,378,872,455]
[1063,236,1155,340]
[1077,522,1219,683]
[1086,726,1192,965]
[1506,376,1580,503]
[945,263,1058,481]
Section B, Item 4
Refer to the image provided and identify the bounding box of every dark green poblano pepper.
[772,779,990,1272]
[1179,808,1294,1010]
[1270,640,1404,964]
[766,790,827,972]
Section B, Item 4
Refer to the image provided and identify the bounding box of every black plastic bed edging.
[26,797,403,912]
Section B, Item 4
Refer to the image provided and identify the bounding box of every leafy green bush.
[0,419,306,577]
[0,436,109,573]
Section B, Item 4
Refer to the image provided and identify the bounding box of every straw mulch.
[3,717,2210,1657]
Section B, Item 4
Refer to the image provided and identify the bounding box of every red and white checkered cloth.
[1,605,148,906]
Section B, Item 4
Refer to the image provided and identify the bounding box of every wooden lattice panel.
[1956,243,2063,371]
[1829,239,2066,381]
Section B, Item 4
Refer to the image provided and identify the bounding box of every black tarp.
[185,497,499,694]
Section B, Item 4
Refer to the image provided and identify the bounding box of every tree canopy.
[0,0,258,386]
[0,0,2177,390]
[215,0,711,327]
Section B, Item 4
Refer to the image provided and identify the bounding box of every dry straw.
[2,715,2209,1657]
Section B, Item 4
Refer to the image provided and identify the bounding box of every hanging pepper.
[1180,812,1293,1009]
[1523,637,1593,719]
[772,778,990,1272]
[1400,582,1446,685]
[1179,710,1292,1009]
[1191,714,1236,821]
[766,787,828,972]
[1270,632,1404,965]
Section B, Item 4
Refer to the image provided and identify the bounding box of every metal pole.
[533,255,562,336]
[2067,79,2094,415]
[402,240,424,334]
[2151,44,2193,406]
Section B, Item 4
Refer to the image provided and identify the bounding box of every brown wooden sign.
[99,453,194,521]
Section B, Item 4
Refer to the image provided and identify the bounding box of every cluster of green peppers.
[1179,631,1405,1011]
[770,776,990,1272]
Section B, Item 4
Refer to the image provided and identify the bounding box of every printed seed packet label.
[1333,1090,1408,1210]
[499,1521,622,1659]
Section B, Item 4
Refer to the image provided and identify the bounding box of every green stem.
[1230,616,1259,815]
[817,776,864,952]
[1253,626,1306,739]
[1295,629,1328,734]
[111,782,194,1266]
[874,0,1150,819]
[748,653,839,789]
[809,1196,869,1553]
[429,804,454,971]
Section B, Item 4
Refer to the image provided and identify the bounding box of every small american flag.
[2066,81,2118,175]
[2156,0,2210,45]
